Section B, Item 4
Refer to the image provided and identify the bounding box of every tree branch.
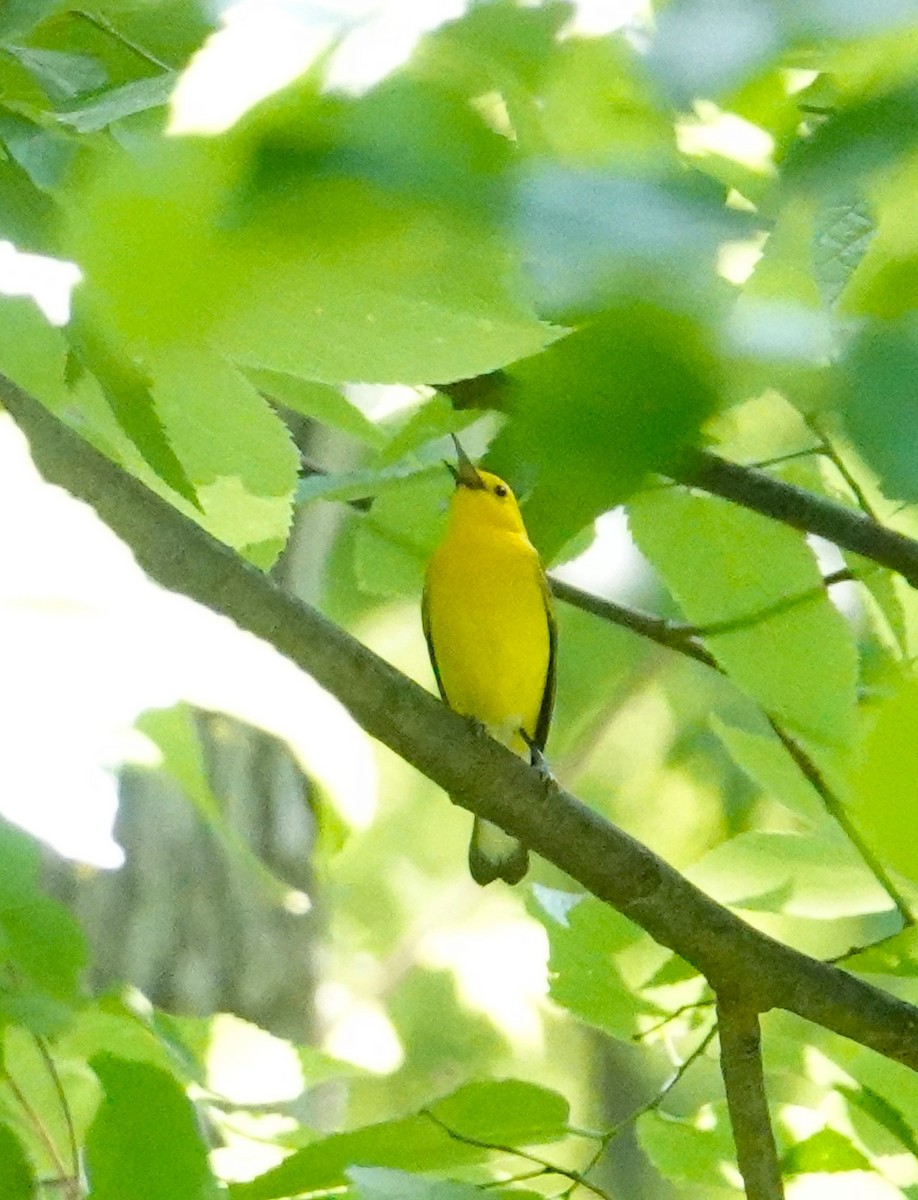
[672,448,918,588]
[717,998,784,1200]
[5,375,918,1073]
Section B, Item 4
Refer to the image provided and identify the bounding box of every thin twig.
[717,997,784,1200]
[632,994,715,1041]
[806,415,878,521]
[670,567,855,640]
[560,1024,718,1199]
[420,1109,614,1200]
[768,720,914,928]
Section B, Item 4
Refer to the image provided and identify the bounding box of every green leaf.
[349,1168,482,1200]
[0,108,77,191]
[686,831,894,918]
[812,198,875,310]
[66,97,555,384]
[353,470,453,597]
[66,306,199,506]
[0,153,57,252]
[845,927,918,977]
[428,1079,568,1145]
[628,490,859,746]
[850,677,918,888]
[85,1055,218,1200]
[782,1128,871,1175]
[228,1079,568,1200]
[838,1083,918,1158]
[58,71,177,132]
[840,318,918,503]
[711,717,825,824]
[530,889,662,1039]
[2,44,107,103]
[636,1105,734,1185]
[0,1121,34,1200]
[243,367,386,448]
[0,0,63,38]
[147,345,298,565]
[493,304,720,560]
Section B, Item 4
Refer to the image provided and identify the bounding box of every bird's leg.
[519,728,554,784]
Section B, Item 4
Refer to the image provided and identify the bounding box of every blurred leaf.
[0,1029,101,1176]
[0,108,77,191]
[349,1169,481,1200]
[782,1127,871,1174]
[711,718,825,824]
[0,818,86,1033]
[649,0,918,106]
[492,304,720,560]
[229,1079,568,1200]
[0,1122,34,1200]
[136,704,295,905]
[58,71,176,132]
[785,87,918,197]
[66,94,556,384]
[850,677,918,887]
[628,490,859,745]
[838,1083,918,1157]
[687,831,893,917]
[530,889,662,1039]
[515,165,747,320]
[379,394,472,464]
[55,1000,183,1079]
[839,318,918,503]
[812,198,875,309]
[297,462,441,507]
[0,154,58,251]
[0,0,63,38]
[636,1104,734,1184]
[244,367,386,448]
[2,44,107,103]
[353,470,453,597]
[85,1055,218,1200]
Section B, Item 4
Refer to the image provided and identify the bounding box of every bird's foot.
[519,729,555,785]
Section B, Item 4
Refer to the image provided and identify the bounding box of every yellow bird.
[423,437,556,884]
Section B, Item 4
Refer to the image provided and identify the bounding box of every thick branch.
[674,448,918,588]
[717,999,784,1200]
[5,376,918,1072]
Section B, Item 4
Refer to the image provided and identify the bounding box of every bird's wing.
[533,571,557,753]
[421,578,448,703]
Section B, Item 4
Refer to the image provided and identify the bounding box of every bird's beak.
[447,434,486,490]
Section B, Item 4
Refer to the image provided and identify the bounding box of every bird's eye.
[494,484,508,498]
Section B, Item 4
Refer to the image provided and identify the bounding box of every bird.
[422,436,556,884]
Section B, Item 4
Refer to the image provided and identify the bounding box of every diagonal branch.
[673,448,918,588]
[5,375,918,1072]
[717,998,784,1200]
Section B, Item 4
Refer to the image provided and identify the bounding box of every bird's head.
[446,436,527,536]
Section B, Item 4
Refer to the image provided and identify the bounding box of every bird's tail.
[468,816,529,886]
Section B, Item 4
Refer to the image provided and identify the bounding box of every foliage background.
[4,0,918,1197]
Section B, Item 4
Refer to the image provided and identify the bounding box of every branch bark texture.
[717,998,784,1200]
[5,377,918,1074]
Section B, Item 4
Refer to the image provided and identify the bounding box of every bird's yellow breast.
[425,524,551,752]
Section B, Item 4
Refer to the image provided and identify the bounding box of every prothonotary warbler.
[423,437,556,884]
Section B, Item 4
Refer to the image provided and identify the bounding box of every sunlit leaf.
[637,1104,734,1185]
[0,1121,34,1200]
[628,489,859,745]
[85,1055,219,1200]
[782,1127,871,1174]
